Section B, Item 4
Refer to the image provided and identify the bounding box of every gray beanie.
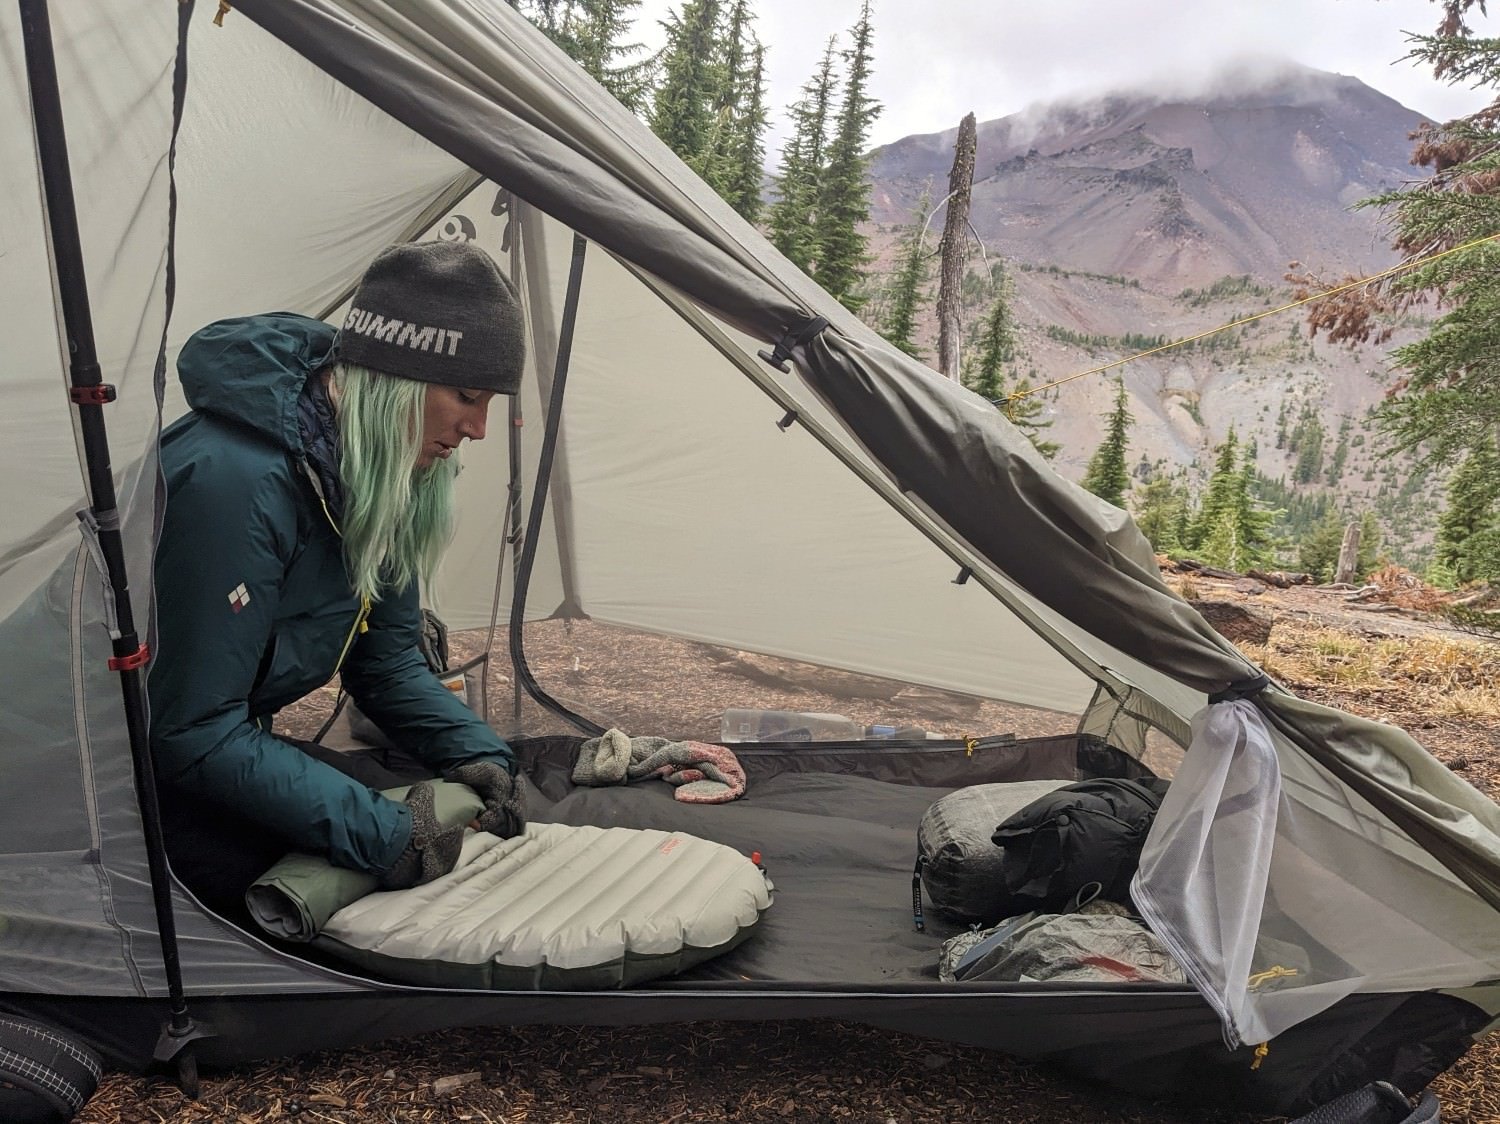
[337,240,525,395]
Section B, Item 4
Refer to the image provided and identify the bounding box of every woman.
[149,240,526,917]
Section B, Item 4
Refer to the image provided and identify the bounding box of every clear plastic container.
[720,708,861,743]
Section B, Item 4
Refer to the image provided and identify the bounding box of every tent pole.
[18,0,208,1090]
[508,390,525,724]
[508,233,603,734]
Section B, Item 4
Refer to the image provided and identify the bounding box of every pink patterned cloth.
[652,741,748,804]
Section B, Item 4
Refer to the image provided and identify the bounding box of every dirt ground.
[77,575,1500,1124]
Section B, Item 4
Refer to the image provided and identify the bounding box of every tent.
[2,0,1498,1116]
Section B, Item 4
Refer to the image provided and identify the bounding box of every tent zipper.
[727,733,1020,754]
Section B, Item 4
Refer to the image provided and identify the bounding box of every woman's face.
[419,385,497,468]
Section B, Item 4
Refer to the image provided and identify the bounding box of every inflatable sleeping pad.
[249,785,771,990]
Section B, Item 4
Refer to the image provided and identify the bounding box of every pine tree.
[517,0,656,111]
[1133,474,1183,553]
[1172,489,1197,551]
[1198,505,1244,571]
[1298,508,1346,582]
[649,0,723,171]
[1188,431,1276,570]
[1233,456,1278,569]
[1004,379,1060,461]
[1081,379,1133,508]
[881,191,931,358]
[767,38,837,271]
[1292,14,1500,468]
[1188,429,1241,552]
[572,0,656,111]
[1290,409,1325,485]
[1356,510,1384,576]
[968,272,1017,402]
[722,40,768,222]
[1435,434,1500,583]
[696,0,750,195]
[811,1,880,308]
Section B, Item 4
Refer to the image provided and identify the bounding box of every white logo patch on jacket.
[228,583,251,613]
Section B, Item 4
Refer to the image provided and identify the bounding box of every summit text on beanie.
[338,240,525,395]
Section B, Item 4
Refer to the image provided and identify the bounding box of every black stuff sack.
[990,776,1170,915]
[914,780,1072,926]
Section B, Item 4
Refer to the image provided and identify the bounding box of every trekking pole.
[18,0,210,1093]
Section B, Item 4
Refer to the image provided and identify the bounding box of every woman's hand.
[444,760,526,838]
[378,781,465,890]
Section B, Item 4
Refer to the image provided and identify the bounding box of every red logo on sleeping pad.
[658,838,682,857]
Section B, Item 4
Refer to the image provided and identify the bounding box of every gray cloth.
[337,240,525,393]
[572,729,747,803]
[939,900,1188,984]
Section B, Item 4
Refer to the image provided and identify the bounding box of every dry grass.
[1169,573,1201,601]
[1240,620,1500,718]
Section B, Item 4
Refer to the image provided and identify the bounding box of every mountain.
[867,60,1429,287]
[859,62,1444,562]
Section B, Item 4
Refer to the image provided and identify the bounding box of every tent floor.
[526,746,1052,986]
[3,735,1489,1115]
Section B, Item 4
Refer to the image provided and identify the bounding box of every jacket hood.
[176,313,338,453]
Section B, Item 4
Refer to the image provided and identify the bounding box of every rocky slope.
[861,62,1445,558]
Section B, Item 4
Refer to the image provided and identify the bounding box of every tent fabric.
[0,0,1496,1083]
[1134,701,1286,1047]
[1140,700,1500,1048]
[1258,691,1500,907]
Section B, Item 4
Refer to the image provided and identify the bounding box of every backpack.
[990,776,1170,915]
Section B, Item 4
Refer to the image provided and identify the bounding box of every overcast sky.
[630,0,1497,154]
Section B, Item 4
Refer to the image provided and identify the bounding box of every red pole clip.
[69,384,117,405]
[108,644,150,672]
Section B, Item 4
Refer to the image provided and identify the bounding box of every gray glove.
[378,781,465,890]
[445,760,525,838]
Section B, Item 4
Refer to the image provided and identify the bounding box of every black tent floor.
[516,732,1152,986]
[3,734,1487,1116]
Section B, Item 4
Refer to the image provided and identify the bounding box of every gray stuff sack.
[938,898,1189,984]
[915,780,1070,927]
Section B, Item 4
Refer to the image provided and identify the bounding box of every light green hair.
[331,362,458,602]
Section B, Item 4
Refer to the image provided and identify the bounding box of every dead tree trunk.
[1334,520,1362,585]
[936,112,977,380]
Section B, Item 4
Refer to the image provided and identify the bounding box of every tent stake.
[19,0,209,1088]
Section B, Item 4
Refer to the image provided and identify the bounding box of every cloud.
[630,0,1495,156]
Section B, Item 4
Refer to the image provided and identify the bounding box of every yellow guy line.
[1003,230,1500,414]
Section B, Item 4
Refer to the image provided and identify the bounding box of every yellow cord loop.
[1251,1042,1270,1071]
[212,1,232,27]
[1246,964,1299,989]
[1004,230,1500,409]
[963,735,978,758]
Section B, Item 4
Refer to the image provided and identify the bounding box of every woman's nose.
[462,409,487,442]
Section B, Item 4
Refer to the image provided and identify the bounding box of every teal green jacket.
[149,313,512,877]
